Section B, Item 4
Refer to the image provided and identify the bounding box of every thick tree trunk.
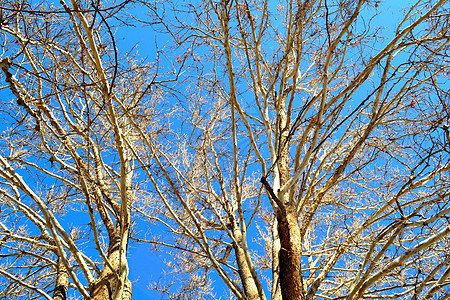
[90,235,132,300]
[53,258,69,300]
[275,98,306,299]
[277,208,305,300]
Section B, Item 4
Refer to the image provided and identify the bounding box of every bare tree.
[134,0,450,299]
[0,0,146,298]
[0,0,449,299]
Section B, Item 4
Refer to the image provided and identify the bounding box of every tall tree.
[0,0,140,298]
[0,0,449,299]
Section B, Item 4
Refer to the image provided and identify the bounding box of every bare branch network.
[0,0,449,299]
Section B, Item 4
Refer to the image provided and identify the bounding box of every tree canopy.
[0,0,449,299]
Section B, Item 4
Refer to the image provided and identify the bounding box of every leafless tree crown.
[0,0,449,299]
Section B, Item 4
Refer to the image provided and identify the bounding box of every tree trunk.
[53,258,69,300]
[90,234,132,300]
[233,228,262,300]
[275,92,306,299]
[277,208,305,300]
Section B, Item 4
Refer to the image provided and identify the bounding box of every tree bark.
[90,234,132,300]
[233,227,262,300]
[275,87,306,300]
[277,208,305,300]
[53,258,69,300]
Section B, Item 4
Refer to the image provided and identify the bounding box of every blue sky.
[116,1,411,298]
[0,0,447,299]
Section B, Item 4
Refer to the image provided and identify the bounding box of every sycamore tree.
[0,0,449,299]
